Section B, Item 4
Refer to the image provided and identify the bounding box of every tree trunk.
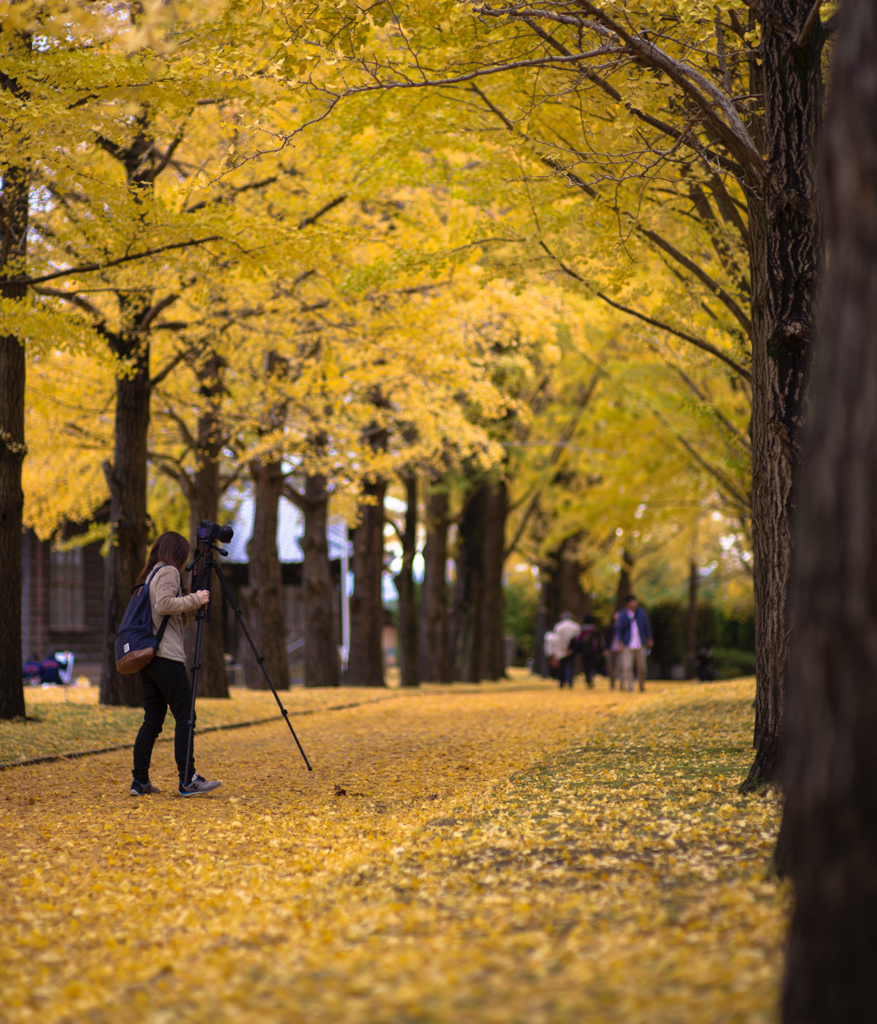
[418,480,450,683]
[614,548,635,610]
[347,475,387,687]
[0,316,26,721]
[685,559,698,679]
[782,3,877,1015]
[184,361,229,698]
[537,538,588,678]
[0,44,28,719]
[395,474,419,687]
[742,1,826,791]
[246,458,289,691]
[450,482,487,682]
[480,479,507,680]
[100,129,168,709]
[533,602,548,678]
[298,473,339,688]
[101,355,151,707]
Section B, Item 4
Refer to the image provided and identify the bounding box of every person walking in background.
[543,628,560,681]
[616,594,653,693]
[552,612,581,689]
[575,615,599,689]
[603,611,621,690]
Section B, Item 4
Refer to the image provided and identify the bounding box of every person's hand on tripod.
[196,590,210,606]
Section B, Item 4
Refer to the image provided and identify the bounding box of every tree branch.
[150,345,197,389]
[281,482,310,513]
[797,0,822,46]
[139,293,178,332]
[637,227,752,336]
[651,408,750,511]
[539,240,752,381]
[21,237,221,287]
[299,194,348,229]
[574,0,764,175]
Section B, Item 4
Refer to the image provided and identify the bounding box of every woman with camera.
[130,531,222,798]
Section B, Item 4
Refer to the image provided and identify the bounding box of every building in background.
[21,529,106,683]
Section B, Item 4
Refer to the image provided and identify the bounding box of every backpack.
[571,623,597,654]
[114,566,171,675]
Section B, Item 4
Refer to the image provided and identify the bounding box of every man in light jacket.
[616,594,653,693]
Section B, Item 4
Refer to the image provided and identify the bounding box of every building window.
[50,548,85,629]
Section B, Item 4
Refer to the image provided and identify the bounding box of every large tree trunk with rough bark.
[480,480,507,681]
[246,458,289,691]
[101,354,151,707]
[782,3,877,1015]
[291,473,339,688]
[0,316,26,721]
[394,474,419,688]
[450,482,487,682]
[742,0,826,791]
[347,474,387,687]
[418,480,450,683]
[0,44,28,720]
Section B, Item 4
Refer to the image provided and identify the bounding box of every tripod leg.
[185,607,207,786]
[213,561,313,771]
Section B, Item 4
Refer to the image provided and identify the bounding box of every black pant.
[582,649,597,687]
[132,657,196,784]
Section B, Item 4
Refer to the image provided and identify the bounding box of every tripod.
[184,540,313,780]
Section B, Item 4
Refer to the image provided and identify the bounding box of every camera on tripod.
[183,517,312,771]
[197,519,234,545]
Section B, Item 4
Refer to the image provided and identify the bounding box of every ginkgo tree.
[248,0,831,783]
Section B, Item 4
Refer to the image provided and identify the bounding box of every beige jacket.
[148,564,202,663]
[553,618,581,659]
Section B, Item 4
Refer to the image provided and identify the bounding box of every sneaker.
[130,779,160,796]
[179,773,222,797]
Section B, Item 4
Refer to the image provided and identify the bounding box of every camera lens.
[216,524,234,544]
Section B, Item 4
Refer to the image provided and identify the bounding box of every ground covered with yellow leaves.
[0,679,785,1023]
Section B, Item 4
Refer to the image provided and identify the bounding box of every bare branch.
[343,46,622,94]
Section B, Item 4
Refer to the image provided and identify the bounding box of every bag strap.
[130,563,170,596]
[155,615,171,645]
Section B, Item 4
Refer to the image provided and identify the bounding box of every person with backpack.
[129,532,222,798]
[573,615,599,689]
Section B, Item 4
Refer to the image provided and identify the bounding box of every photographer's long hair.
[134,532,192,593]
